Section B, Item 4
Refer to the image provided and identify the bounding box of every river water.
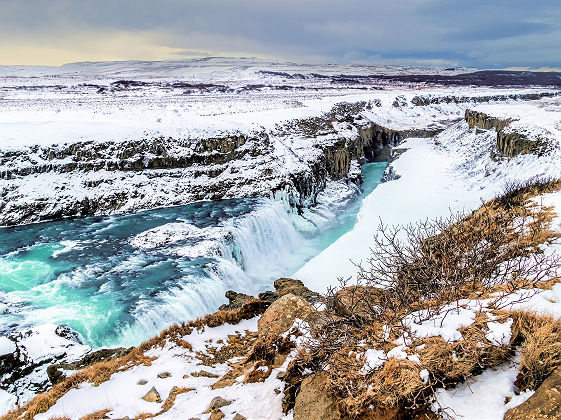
[0,162,386,348]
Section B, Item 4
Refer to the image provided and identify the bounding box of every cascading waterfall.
[0,162,387,348]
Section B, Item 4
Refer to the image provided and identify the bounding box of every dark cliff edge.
[465,109,548,157]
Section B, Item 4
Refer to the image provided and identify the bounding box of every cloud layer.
[1,0,559,67]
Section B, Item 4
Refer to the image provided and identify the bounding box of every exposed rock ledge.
[465,109,549,158]
[0,101,438,226]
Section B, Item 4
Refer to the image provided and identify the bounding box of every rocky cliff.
[465,109,548,157]
[0,101,438,226]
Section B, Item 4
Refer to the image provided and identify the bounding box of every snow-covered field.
[1,58,557,226]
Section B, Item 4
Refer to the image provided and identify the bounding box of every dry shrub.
[79,410,110,420]
[495,177,561,210]
[510,310,561,391]
[294,181,561,417]
[4,297,269,420]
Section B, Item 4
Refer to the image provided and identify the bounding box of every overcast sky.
[1,0,560,68]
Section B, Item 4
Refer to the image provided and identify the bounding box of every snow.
[435,357,534,420]
[0,389,17,417]
[35,317,290,420]
[14,324,90,363]
[405,304,478,343]
[361,348,386,373]
[486,319,514,346]
[0,336,16,356]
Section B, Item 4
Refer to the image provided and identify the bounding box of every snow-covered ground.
[295,97,561,292]
[1,58,557,226]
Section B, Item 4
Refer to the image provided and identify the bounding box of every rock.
[257,294,318,341]
[219,291,254,311]
[209,396,232,410]
[273,278,321,304]
[47,346,132,385]
[157,371,171,379]
[380,165,400,183]
[233,414,247,420]
[504,367,561,419]
[333,286,383,320]
[209,410,225,420]
[192,370,219,378]
[137,379,147,385]
[142,386,161,403]
[294,371,339,420]
[1,324,91,399]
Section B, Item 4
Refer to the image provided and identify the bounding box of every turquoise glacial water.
[0,162,386,348]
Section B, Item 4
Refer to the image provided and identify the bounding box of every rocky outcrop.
[257,294,317,341]
[465,110,512,132]
[0,100,442,226]
[258,278,322,306]
[504,367,561,419]
[46,347,133,385]
[0,325,90,400]
[413,91,557,106]
[465,110,546,157]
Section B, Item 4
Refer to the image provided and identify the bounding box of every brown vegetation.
[3,297,269,420]
[287,178,561,418]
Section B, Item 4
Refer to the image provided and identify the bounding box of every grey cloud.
[0,0,559,68]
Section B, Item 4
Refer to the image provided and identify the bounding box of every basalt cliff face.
[0,92,555,226]
[0,101,436,226]
[465,109,549,157]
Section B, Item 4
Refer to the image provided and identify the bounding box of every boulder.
[208,396,232,410]
[258,278,321,306]
[219,291,254,310]
[274,278,321,304]
[142,386,161,403]
[294,372,339,420]
[257,294,317,341]
[209,410,225,420]
[504,367,561,419]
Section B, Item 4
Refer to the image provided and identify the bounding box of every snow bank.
[435,357,534,420]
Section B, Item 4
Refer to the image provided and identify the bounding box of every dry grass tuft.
[368,359,425,407]
[510,310,561,391]
[79,409,111,420]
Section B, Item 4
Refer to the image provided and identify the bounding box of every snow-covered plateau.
[2,58,561,419]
